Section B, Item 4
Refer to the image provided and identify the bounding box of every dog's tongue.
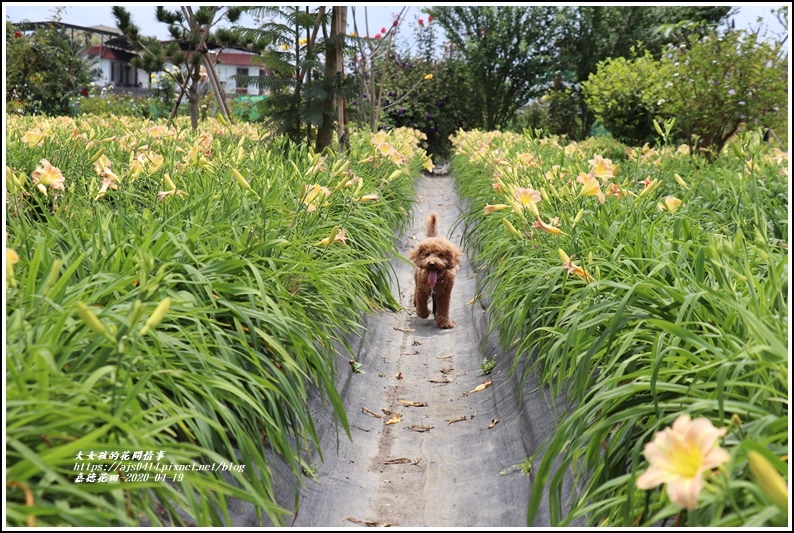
[428,268,438,287]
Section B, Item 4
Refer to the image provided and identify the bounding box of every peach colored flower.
[590,154,614,184]
[31,159,65,195]
[359,193,378,202]
[606,183,624,201]
[513,186,541,216]
[636,414,730,510]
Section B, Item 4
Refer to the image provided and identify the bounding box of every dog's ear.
[452,246,463,267]
[407,246,419,262]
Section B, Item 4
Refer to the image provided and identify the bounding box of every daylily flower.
[31,159,65,195]
[513,187,542,216]
[95,175,119,200]
[658,195,682,213]
[128,153,147,180]
[673,173,689,190]
[6,247,19,288]
[605,183,624,201]
[484,204,511,215]
[93,154,112,175]
[590,154,614,183]
[636,414,730,510]
[424,74,433,80]
[298,38,308,45]
[638,176,660,197]
[558,249,594,282]
[21,128,45,148]
[302,184,331,213]
[359,193,378,202]
[576,173,605,204]
[533,217,567,236]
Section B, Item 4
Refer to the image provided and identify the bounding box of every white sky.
[3,3,789,43]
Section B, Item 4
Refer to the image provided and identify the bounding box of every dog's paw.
[436,320,455,329]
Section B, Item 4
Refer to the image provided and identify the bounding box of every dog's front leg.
[433,283,455,329]
[414,282,431,318]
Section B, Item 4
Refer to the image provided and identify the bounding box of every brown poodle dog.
[408,213,463,329]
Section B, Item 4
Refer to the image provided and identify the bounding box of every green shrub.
[657,29,788,159]
[584,28,788,159]
[5,21,95,117]
[582,50,671,147]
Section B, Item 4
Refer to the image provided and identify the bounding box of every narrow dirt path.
[291,174,536,527]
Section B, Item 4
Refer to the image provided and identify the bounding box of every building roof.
[88,45,137,62]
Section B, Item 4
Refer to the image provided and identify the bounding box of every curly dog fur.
[408,213,463,329]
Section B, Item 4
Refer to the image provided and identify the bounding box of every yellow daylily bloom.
[359,193,378,202]
[6,248,20,288]
[658,195,682,213]
[636,414,730,510]
[424,74,433,80]
[576,173,605,204]
[21,128,45,148]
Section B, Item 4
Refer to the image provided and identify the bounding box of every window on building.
[236,67,248,94]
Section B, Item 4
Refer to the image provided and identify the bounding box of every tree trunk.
[316,6,346,152]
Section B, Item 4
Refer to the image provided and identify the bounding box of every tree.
[6,19,96,117]
[113,6,244,130]
[425,6,558,130]
[552,6,732,139]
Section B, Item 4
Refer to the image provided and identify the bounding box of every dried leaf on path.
[398,399,428,407]
[395,372,403,380]
[448,415,473,425]
[384,457,420,465]
[362,407,382,419]
[412,340,422,346]
[464,378,493,396]
[429,378,450,384]
[385,413,404,425]
[393,327,414,333]
[347,517,390,527]
[405,425,434,432]
[488,418,501,429]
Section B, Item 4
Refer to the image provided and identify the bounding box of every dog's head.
[409,237,462,276]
